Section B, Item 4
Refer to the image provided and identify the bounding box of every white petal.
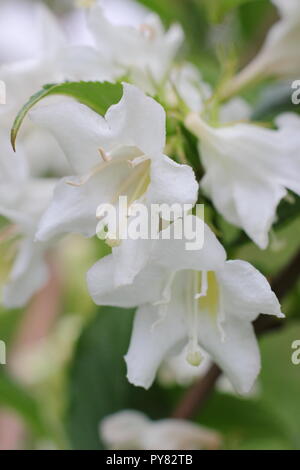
[143,419,221,450]
[100,410,149,450]
[189,116,289,248]
[106,83,166,158]
[146,155,198,207]
[60,45,121,82]
[125,301,186,389]
[35,3,65,56]
[272,0,299,17]
[87,254,167,307]
[197,310,261,395]
[3,238,49,308]
[217,260,283,321]
[275,113,300,195]
[151,216,226,272]
[233,178,286,249]
[219,97,251,124]
[112,237,155,286]
[30,100,111,174]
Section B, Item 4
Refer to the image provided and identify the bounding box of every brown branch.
[172,249,300,420]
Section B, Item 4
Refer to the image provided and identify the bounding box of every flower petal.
[125,301,186,389]
[112,237,155,286]
[151,216,226,272]
[217,260,283,321]
[87,254,167,307]
[3,238,49,308]
[197,310,261,394]
[146,155,198,207]
[233,177,286,249]
[106,83,166,158]
[60,45,121,82]
[30,100,111,174]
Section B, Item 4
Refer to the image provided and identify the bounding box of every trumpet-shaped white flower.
[70,1,184,93]
[87,216,283,393]
[100,410,221,450]
[30,84,198,284]
[0,129,56,308]
[164,62,251,123]
[0,3,66,126]
[0,177,56,308]
[0,3,76,179]
[185,112,300,249]
[225,0,300,96]
[165,63,212,113]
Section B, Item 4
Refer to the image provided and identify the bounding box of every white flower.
[0,135,56,307]
[0,129,28,207]
[0,3,66,126]
[70,1,184,93]
[0,2,74,179]
[218,97,251,124]
[87,216,282,393]
[100,410,221,450]
[185,112,300,249]
[224,0,300,96]
[30,84,198,283]
[164,62,251,122]
[0,177,56,308]
[165,63,212,113]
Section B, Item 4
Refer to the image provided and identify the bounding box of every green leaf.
[66,307,171,450]
[11,81,123,151]
[0,371,47,436]
[258,322,300,449]
[199,391,289,449]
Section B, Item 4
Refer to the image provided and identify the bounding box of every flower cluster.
[1,0,300,405]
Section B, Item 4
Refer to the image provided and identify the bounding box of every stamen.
[217,289,226,342]
[66,157,120,187]
[186,343,202,367]
[186,271,202,367]
[127,165,150,208]
[194,270,208,299]
[127,154,149,168]
[111,160,150,206]
[98,147,111,162]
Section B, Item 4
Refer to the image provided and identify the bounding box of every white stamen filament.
[66,157,120,187]
[127,154,149,168]
[111,160,150,206]
[98,147,111,162]
[186,271,202,367]
[194,270,208,299]
[217,289,226,343]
